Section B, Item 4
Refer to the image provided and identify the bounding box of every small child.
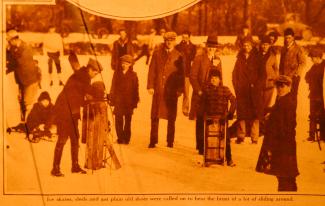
[26,91,55,142]
[109,55,139,144]
[202,69,236,166]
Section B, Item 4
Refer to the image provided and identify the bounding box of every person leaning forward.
[50,58,103,177]
[147,31,186,148]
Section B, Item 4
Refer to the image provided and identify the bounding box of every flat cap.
[275,75,292,85]
[309,49,323,58]
[164,31,177,40]
[284,28,295,36]
[87,58,103,72]
[7,29,19,41]
[120,54,134,64]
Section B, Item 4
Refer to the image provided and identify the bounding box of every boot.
[51,167,64,177]
[71,164,86,174]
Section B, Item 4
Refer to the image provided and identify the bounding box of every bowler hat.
[206,35,219,47]
[309,49,323,58]
[7,29,19,41]
[120,54,134,64]
[164,31,177,40]
[275,75,292,86]
[87,58,103,72]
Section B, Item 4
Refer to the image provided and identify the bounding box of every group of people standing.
[6,26,324,192]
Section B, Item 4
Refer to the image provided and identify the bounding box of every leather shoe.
[51,169,64,177]
[167,143,173,148]
[148,143,156,148]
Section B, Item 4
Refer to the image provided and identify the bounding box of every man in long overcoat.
[232,38,264,144]
[256,75,299,191]
[189,34,222,154]
[51,59,102,176]
[147,31,185,148]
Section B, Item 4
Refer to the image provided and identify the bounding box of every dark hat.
[90,81,106,99]
[7,29,19,41]
[120,54,134,64]
[164,31,177,40]
[206,35,219,47]
[284,28,295,36]
[275,75,292,86]
[209,69,221,79]
[309,49,323,58]
[38,91,51,102]
[260,35,271,44]
[87,58,103,72]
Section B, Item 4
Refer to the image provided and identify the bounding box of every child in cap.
[109,55,139,144]
[26,91,55,142]
[201,69,236,166]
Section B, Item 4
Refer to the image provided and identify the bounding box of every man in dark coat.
[305,49,325,141]
[51,58,103,177]
[279,28,306,96]
[110,55,139,144]
[147,31,185,148]
[111,29,136,71]
[175,30,197,116]
[232,38,264,144]
[256,75,299,191]
[189,34,222,154]
[6,29,41,122]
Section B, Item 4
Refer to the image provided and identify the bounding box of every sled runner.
[82,100,121,171]
[204,115,227,166]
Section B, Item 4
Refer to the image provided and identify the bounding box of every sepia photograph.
[1,0,325,205]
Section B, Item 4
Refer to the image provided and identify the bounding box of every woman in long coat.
[147,32,185,148]
[256,75,299,191]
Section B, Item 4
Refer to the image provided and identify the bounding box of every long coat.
[147,45,185,121]
[52,66,91,124]
[260,50,279,90]
[189,51,222,120]
[111,38,136,71]
[110,68,139,115]
[232,49,264,120]
[256,85,299,177]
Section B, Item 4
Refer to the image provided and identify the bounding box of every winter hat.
[120,54,134,64]
[7,29,19,41]
[38,91,51,102]
[268,31,278,42]
[209,69,221,79]
[87,58,103,72]
[206,34,219,47]
[309,49,323,58]
[284,28,295,37]
[275,75,292,86]
[164,31,177,41]
[260,35,271,44]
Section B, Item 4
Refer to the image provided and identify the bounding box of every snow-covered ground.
[3,50,325,197]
